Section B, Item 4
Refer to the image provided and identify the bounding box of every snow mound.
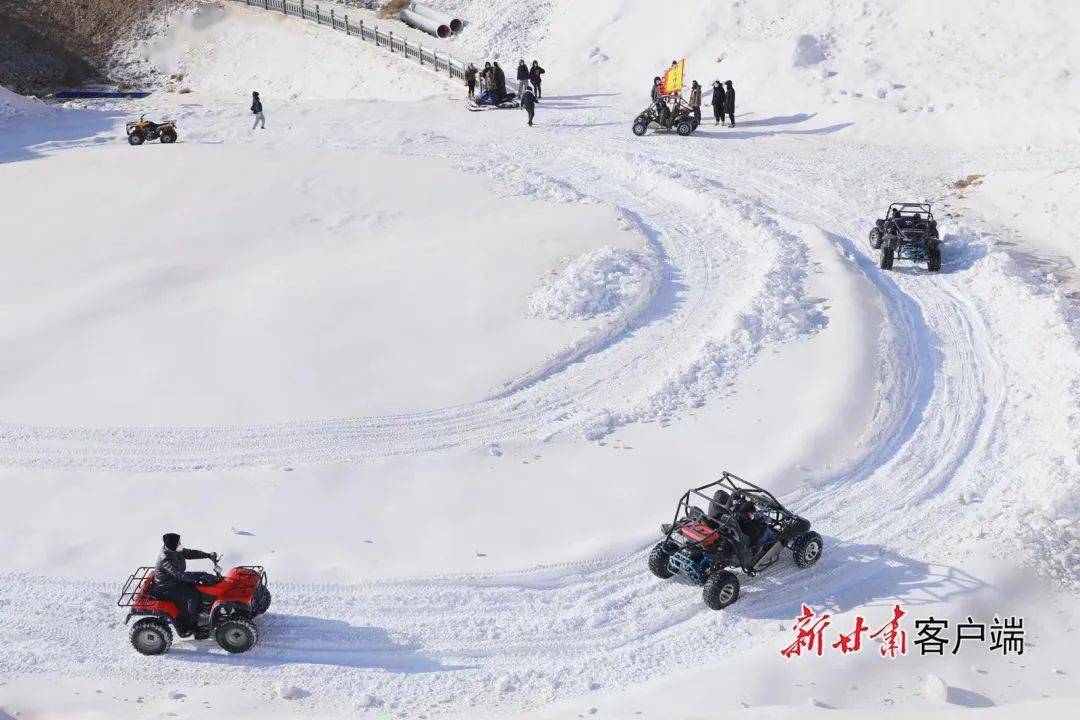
[0,86,50,121]
[793,34,829,67]
[274,683,309,700]
[529,246,654,321]
[919,675,949,702]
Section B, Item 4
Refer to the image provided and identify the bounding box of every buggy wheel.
[703,570,740,610]
[869,228,883,249]
[632,120,648,136]
[927,247,942,271]
[252,586,272,615]
[127,130,145,146]
[215,618,258,653]
[879,246,894,270]
[160,129,177,144]
[129,617,172,655]
[676,120,694,136]
[792,531,823,568]
[648,542,674,579]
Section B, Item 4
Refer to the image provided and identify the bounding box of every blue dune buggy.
[869,202,942,271]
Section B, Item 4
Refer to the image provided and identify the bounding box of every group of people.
[464,59,546,126]
[651,76,737,128]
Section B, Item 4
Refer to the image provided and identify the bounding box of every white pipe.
[399,8,451,38]
[410,2,463,34]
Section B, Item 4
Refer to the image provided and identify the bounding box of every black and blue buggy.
[869,202,943,271]
[648,472,823,610]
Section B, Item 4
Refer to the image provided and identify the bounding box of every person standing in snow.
[465,63,478,100]
[481,62,494,96]
[251,91,265,129]
[723,80,736,127]
[711,80,726,125]
[521,86,537,126]
[492,61,507,101]
[651,76,662,103]
[529,60,545,100]
[689,80,702,127]
[516,60,530,99]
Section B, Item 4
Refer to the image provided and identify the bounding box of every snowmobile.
[118,555,271,655]
[869,202,942,271]
[126,115,178,145]
[648,472,822,610]
[632,95,699,136]
[467,90,520,111]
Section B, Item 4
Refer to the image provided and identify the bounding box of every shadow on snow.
[168,614,473,673]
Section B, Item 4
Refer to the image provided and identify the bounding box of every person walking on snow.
[465,63,478,100]
[516,60,530,99]
[723,80,736,127]
[689,80,702,127]
[521,86,537,126]
[711,80,726,125]
[529,60,545,100]
[251,91,265,129]
[153,533,219,638]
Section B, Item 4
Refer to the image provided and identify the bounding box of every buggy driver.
[737,501,776,548]
[153,533,219,637]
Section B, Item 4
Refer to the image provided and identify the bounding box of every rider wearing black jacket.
[154,533,218,637]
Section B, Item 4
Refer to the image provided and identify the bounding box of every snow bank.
[957,248,1080,588]
[0,86,50,121]
[529,246,654,321]
[112,2,450,100]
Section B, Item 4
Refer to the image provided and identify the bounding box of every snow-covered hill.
[424,0,1080,149]
[1,1,1079,719]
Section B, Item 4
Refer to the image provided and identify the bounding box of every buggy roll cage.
[887,203,934,221]
[666,471,792,534]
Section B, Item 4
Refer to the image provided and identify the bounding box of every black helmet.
[162,533,180,551]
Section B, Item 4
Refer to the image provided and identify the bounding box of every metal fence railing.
[231,0,468,80]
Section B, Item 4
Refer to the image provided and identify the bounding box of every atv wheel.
[648,543,674,579]
[703,570,740,610]
[632,120,648,137]
[927,247,942,271]
[676,120,694,136]
[215,618,258,653]
[879,246,894,270]
[129,617,172,655]
[160,129,177,144]
[127,130,146,146]
[252,586,272,615]
[792,531,824,568]
[869,228,883,249]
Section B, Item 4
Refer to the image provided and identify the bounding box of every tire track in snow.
[0,119,817,471]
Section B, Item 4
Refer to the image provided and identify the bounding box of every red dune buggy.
[118,557,271,655]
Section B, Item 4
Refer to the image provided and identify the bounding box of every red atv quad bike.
[118,557,271,655]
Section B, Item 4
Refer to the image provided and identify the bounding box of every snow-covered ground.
[1,1,1079,718]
